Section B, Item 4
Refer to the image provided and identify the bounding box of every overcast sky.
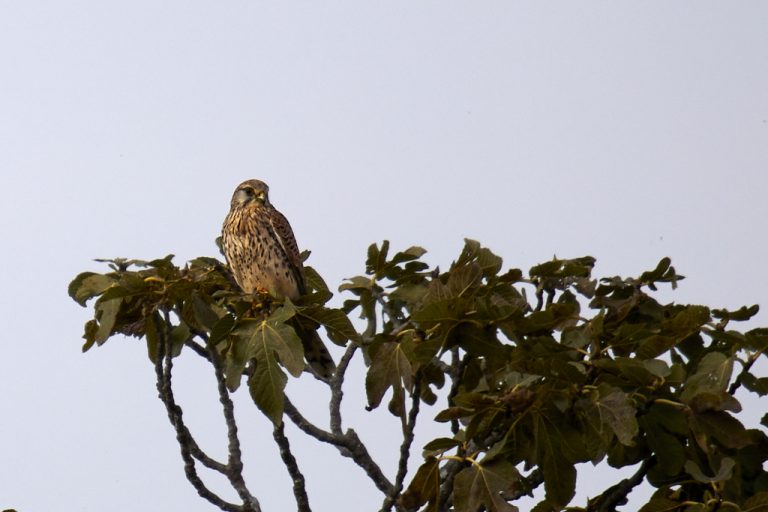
[1,2,767,511]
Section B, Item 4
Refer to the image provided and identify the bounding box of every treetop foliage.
[69,240,768,512]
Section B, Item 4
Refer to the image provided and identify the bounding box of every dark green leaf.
[299,306,360,346]
[533,412,577,506]
[400,457,441,512]
[689,411,751,449]
[248,349,287,425]
[454,460,519,512]
[680,352,733,404]
[712,304,760,322]
[598,390,639,446]
[365,341,413,412]
[422,437,462,456]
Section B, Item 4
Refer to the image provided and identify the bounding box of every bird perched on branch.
[221,179,336,381]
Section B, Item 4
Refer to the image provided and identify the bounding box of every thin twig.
[273,422,312,512]
[380,378,422,512]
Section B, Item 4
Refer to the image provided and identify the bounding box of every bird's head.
[230,179,271,209]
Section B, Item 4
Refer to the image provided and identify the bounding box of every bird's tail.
[293,322,336,382]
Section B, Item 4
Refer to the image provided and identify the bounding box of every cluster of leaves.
[69,241,768,512]
[339,241,768,511]
[68,255,357,424]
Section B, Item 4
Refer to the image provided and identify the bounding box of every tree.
[68,239,768,512]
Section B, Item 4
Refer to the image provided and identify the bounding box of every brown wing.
[265,207,307,294]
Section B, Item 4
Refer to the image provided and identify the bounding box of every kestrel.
[222,179,335,381]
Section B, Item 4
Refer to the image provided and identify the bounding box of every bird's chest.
[223,216,300,299]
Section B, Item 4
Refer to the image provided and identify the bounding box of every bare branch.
[208,342,261,511]
[343,428,395,495]
[154,326,246,512]
[330,343,358,435]
[184,338,211,361]
[273,422,312,512]
[284,397,340,445]
[284,396,394,496]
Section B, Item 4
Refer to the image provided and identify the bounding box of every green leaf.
[191,293,221,330]
[689,411,751,449]
[366,240,389,276]
[365,341,413,412]
[640,406,686,478]
[299,305,360,346]
[235,318,305,378]
[680,352,734,404]
[454,239,503,279]
[303,265,332,297]
[169,322,191,357]
[248,348,287,425]
[400,457,441,512]
[597,390,639,446]
[447,263,483,298]
[210,314,236,344]
[533,412,577,506]
[454,460,519,512]
[69,272,116,306]
[712,304,760,322]
[741,373,768,396]
[268,300,298,324]
[434,406,474,423]
[94,298,122,344]
[422,437,462,456]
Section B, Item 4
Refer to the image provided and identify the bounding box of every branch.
[447,351,469,435]
[437,458,465,512]
[273,422,311,512]
[208,341,261,511]
[589,459,650,512]
[380,378,422,512]
[185,338,211,361]
[330,343,358,435]
[154,326,246,512]
[502,468,544,501]
[284,396,395,495]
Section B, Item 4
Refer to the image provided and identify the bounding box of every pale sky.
[1,2,767,511]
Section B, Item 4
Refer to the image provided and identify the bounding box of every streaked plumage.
[222,179,335,380]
